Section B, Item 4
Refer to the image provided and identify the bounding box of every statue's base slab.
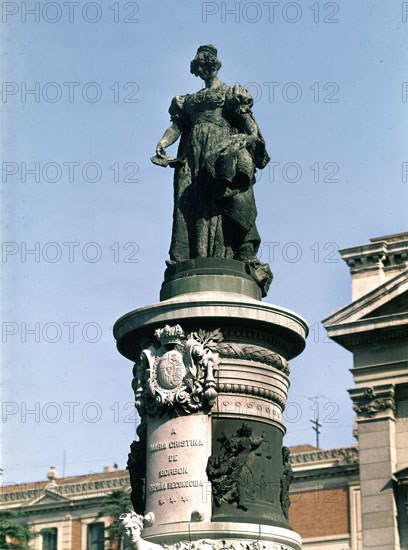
[161,258,262,301]
[144,521,301,550]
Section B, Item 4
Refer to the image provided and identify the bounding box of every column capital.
[349,384,395,420]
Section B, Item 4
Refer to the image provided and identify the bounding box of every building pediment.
[26,487,70,508]
[323,270,408,349]
[324,270,408,325]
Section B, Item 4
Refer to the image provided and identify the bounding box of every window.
[87,522,105,550]
[42,528,57,550]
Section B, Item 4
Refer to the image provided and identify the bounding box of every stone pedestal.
[114,259,307,550]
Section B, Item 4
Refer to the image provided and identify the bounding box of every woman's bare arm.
[156,123,181,157]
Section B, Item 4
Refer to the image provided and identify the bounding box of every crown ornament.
[154,324,185,346]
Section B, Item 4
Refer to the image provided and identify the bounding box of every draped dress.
[167,83,269,263]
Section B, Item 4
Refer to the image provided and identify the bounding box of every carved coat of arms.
[156,349,186,389]
[132,325,222,417]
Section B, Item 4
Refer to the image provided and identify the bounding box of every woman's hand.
[155,123,181,159]
[156,142,167,158]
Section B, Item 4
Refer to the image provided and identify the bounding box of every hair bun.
[197,44,218,57]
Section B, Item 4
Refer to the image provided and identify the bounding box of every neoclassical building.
[2,232,407,549]
[0,448,361,550]
[0,466,129,549]
[323,232,408,550]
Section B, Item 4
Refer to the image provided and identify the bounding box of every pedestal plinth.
[114,259,307,550]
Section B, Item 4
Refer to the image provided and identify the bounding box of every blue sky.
[1,1,407,484]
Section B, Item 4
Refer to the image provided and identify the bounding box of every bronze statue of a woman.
[152,45,272,295]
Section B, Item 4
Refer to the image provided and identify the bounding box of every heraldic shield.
[132,324,221,417]
[156,349,187,390]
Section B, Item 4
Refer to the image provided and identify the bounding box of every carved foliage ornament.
[352,387,395,418]
[133,326,223,417]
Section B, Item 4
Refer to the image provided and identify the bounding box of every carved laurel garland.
[221,326,290,358]
[217,342,290,375]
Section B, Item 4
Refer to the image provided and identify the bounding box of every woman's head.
[190,44,222,78]
[118,512,144,543]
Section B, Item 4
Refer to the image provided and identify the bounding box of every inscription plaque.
[145,415,212,525]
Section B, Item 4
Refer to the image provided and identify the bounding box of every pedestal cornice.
[114,291,308,362]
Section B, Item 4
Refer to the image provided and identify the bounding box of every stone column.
[114,259,307,550]
[349,385,400,550]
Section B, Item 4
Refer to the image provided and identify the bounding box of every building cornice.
[0,474,130,505]
[324,314,408,351]
[290,446,359,467]
[290,447,359,482]
[339,234,408,277]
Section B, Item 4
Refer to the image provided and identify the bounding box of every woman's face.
[195,54,218,81]
[122,522,141,543]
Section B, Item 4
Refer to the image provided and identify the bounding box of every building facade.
[0,467,129,550]
[289,445,361,550]
[0,447,361,550]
